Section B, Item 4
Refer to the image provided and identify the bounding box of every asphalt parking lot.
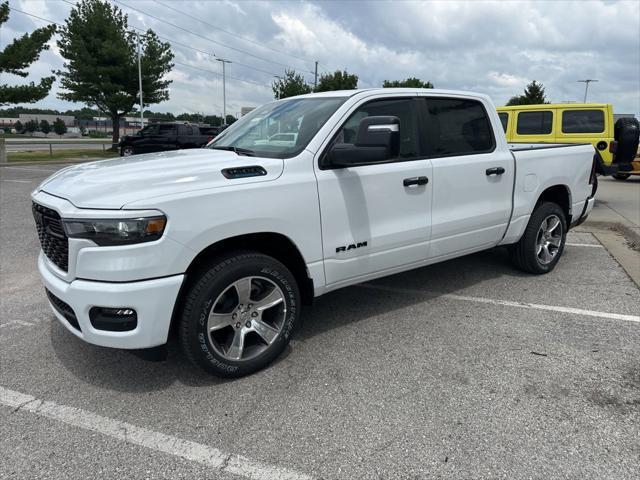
[1,164,639,480]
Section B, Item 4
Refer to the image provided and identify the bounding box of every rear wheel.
[510,202,567,274]
[613,173,631,180]
[179,251,300,377]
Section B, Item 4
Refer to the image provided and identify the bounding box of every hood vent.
[221,166,267,179]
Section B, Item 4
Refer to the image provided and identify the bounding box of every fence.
[1,139,118,162]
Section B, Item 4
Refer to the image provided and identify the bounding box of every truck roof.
[293,88,491,101]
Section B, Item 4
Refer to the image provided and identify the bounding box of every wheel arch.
[534,184,572,224]
[168,232,314,340]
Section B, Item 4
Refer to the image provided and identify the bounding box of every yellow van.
[497,104,640,180]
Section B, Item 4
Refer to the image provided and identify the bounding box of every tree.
[53,118,67,137]
[506,80,548,106]
[40,119,51,136]
[272,70,312,99]
[24,119,38,136]
[14,120,23,133]
[56,0,174,145]
[0,2,57,105]
[315,70,358,92]
[383,77,434,88]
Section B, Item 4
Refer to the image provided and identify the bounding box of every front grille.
[46,289,81,332]
[32,202,69,272]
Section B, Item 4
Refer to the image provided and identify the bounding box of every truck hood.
[38,149,284,209]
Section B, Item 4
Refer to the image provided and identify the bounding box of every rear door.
[314,96,433,286]
[422,96,514,260]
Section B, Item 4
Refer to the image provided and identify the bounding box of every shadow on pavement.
[49,246,524,392]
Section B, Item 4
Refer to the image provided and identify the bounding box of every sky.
[2,0,639,118]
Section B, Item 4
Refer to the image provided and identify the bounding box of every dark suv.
[119,123,221,156]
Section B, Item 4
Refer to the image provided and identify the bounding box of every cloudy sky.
[3,0,639,117]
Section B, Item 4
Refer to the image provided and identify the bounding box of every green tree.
[53,117,67,137]
[24,119,38,135]
[315,70,358,92]
[272,70,312,99]
[39,119,51,136]
[0,2,57,105]
[383,77,434,88]
[506,80,548,106]
[56,0,174,145]
[14,120,23,133]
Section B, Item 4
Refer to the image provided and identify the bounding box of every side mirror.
[328,116,400,168]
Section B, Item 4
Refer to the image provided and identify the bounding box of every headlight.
[63,216,167,246]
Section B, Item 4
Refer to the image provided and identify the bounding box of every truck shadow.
[49,246,525,392]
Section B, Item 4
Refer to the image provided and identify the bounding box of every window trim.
[560,109,605,135]
[516,110,554,136]
[421,96,497,159]
[319,96,427,170]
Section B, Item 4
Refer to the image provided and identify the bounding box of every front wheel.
[179,251,300,377]
[510,202,567,274]
[613,173,631,180]
[120,145,135,156]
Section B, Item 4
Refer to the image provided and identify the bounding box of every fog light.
[89,307,137,332]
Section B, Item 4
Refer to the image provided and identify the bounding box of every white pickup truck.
[32,89,597,377]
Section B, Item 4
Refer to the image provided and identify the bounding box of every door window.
[336,98,419,159]
[423,98,495,156]
[561,110,605,133]
[516,111,553,135]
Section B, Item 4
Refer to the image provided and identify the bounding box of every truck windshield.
[208,97,346,158]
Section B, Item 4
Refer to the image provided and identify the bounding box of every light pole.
[217,58,232,125]
[578,79,598,103]
[136,33,144,130]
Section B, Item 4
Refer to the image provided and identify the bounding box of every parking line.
[358,284,640,323]
[565,243,604,248]
[0,386,312,480]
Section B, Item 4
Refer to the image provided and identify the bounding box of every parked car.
[497,103,640,180]
[32,89,597,377]
[119,122,220,156]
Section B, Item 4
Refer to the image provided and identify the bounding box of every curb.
[578,220,640,251]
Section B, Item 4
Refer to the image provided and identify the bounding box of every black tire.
[510,202,567,274]
[614,117,640,164]
[613,173,631,181]
[120,145,135,156]
[179,251,300,377]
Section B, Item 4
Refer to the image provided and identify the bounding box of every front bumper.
[39,253,184,349]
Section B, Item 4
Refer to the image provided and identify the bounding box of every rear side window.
[498,112,508,133]
[517,111,553,135]
[424,98,495,156]
[562,110,605,133]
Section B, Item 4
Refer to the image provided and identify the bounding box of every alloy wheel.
[536,214,562,265]
[207,276,286,361]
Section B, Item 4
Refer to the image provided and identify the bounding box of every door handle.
[486,167,505,176]
[403,176,429,187]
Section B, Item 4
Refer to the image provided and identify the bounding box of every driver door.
[314,97,433,286]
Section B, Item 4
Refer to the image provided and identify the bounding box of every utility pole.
[314,61,318,91]
[217,58,232,124]
[274,75,282,99]
[136,33,144,130]
[577,79,598,103]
